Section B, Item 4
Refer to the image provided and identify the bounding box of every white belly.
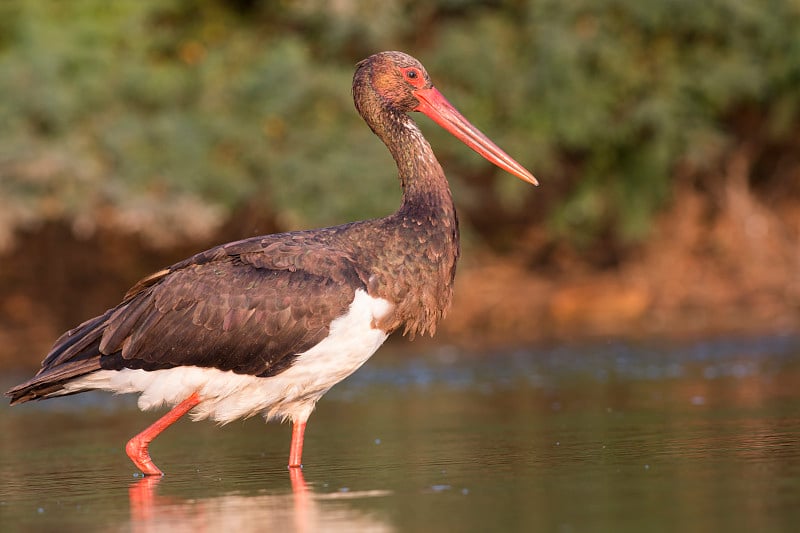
[66,289,392,424]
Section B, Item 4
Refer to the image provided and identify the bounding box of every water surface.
[2,336,799,532]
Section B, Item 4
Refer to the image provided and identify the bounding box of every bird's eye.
[403,67,422,83]
[401,67,425,88]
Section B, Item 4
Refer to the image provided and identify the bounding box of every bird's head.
[354,51,538,186]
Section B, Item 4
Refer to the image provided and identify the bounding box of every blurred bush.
[0,0,798,259]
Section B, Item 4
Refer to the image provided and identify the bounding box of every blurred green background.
[1,0,799,362]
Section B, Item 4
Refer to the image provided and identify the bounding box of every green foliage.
[0,0,798,252]
[424,0,800,245]
[0,0,403,247]
[520,0,800,243]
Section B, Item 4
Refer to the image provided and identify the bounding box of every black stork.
[6,51,537,476]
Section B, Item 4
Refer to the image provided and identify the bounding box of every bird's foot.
[126,437,164,477]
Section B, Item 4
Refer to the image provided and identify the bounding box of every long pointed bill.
[413,87,538,186]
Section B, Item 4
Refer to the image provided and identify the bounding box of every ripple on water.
[1,334,800,531]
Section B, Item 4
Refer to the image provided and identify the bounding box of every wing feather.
[108,258,362,376]
[7,233,372,403]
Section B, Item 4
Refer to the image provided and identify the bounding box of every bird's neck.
[358,109,460,339]
[379,111,456,218]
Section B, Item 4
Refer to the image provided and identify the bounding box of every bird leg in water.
[125,392,201,476]
[288,421,307,468]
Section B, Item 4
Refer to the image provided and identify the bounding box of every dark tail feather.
[5,310,113,405]
[6,356,103,405]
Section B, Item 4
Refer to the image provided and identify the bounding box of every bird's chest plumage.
[358,208,460,338]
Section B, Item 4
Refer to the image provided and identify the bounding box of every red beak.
[413,87,538,186]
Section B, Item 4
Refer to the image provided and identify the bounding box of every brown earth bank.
[445,179,800,347]
[1,182,798,370]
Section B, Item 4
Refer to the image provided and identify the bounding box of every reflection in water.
[1,336,800,531]
[126,469,391,533]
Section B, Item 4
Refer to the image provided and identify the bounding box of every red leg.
[126,392,201,476]
[288,420,306,468]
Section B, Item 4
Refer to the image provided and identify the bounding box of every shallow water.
[2,335,800,532]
